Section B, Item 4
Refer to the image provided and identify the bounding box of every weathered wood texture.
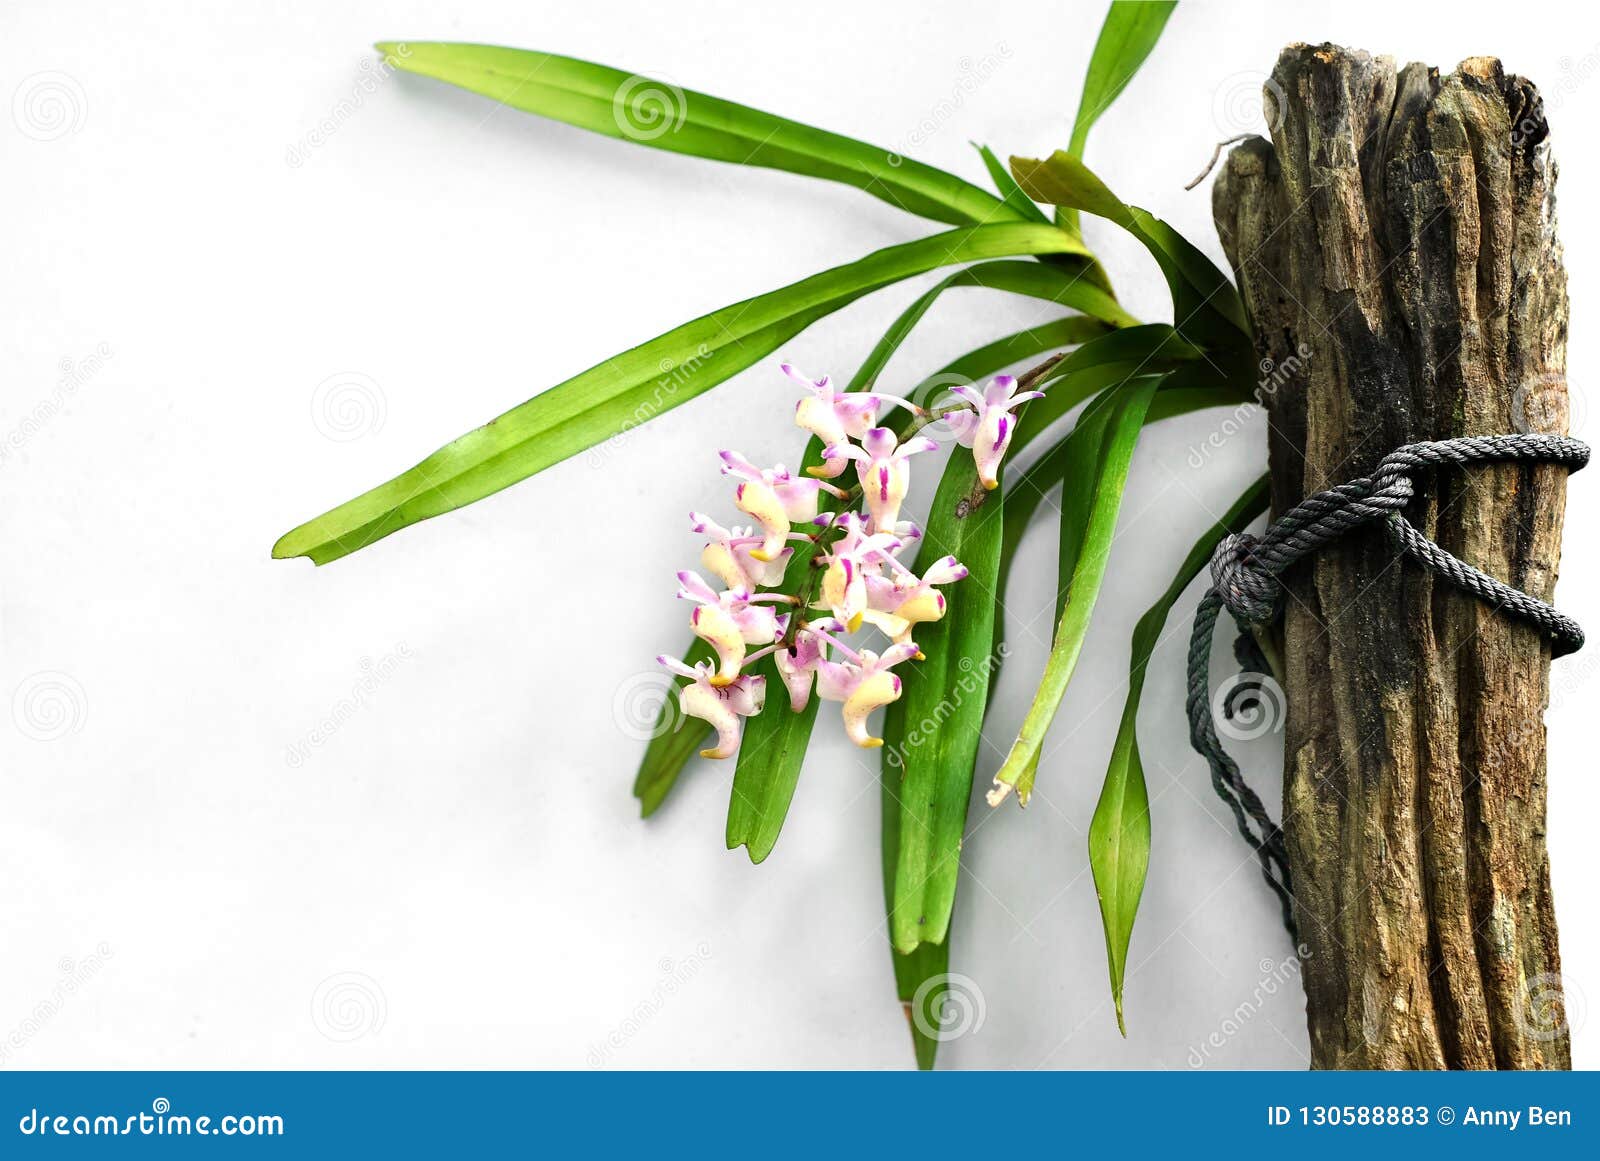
[1211,46,1573,1069]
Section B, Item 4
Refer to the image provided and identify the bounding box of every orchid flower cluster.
[657,363,1043,759]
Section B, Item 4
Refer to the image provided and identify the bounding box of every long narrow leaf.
[724,261,1110,862]
[1010,152,1249,350]
[888,453,1004,954]
[649,318,1118,823]
[725,439,836,861]
[880,691,949,1070]
[1057,0,1176,235]
[1009,324,1203,459]
[378,42,1015,228]
[988,377,1158,807]
[1091,474,1268,1032]
[974,143,1050,225]
[274,223,1089,565]
[1068,2,1177,157]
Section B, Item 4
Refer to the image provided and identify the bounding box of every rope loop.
[1187,433,1589,940]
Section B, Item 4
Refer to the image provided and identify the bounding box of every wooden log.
[1210,45,1574,1069]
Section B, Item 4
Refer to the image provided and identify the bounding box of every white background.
[2,0,1597,1070]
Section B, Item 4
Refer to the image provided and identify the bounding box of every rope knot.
[1186,432,1590,942]
[1208,531,1278,624]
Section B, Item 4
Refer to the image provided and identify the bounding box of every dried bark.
[1211,46,1573,1069]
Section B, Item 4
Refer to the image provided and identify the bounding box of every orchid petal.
[690,603,745,685]
[841,669,902,748]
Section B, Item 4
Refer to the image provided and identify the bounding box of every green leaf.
[1069,2,1178,157]
[631,639,715,816]
[377,42,1015,228]
[1009,324,1203,459]
[850,263,1134,399]
[911,318,1119,397]
[988,377,1158,807]
[1010,152,1249,349]
[887,453,1005,954]
[725,650,823,863]
[1091,473,1268,1033]
[1055,1,1176,237]
[974,143,1050,225]
[723,262,1110,862]
[880,690,950,1070]
[273,222,1090,566]
[655,316,1119,826]
[723,430,831,864]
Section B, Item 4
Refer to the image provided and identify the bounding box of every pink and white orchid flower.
[720,451,847,561]
[769,618,844,713]
[862,553,969,647]
[689,512,793,592]
[811,630,921,748]
[781,363,919,479]
[657,654,766,759]
[677,571,792,685]
[814,513,903,632]
[822,428,937,532]
[941,374,1044,490]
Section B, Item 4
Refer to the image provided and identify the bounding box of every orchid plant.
[664,364,1034,760]
[275,2,1278,1067]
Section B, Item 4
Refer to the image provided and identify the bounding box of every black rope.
[1186,434,1590,940]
